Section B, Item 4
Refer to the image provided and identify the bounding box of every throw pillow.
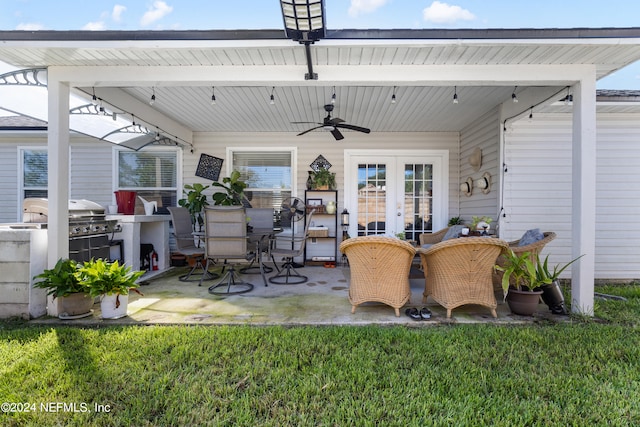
[518,228,544,246]
[442,224,465,241]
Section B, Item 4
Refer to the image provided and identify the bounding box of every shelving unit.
[304,190,338,265]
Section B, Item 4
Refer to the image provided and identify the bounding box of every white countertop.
[106,214,171,223]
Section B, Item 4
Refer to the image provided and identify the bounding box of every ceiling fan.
[293,104,371,141]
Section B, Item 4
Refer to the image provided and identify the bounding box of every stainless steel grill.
[23,198,119,262]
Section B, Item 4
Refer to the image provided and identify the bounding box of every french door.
[344,150,449,242]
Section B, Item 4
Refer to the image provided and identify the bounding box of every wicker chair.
[418,225,466,247]
[417,238,509,318]
[339,236,416,317]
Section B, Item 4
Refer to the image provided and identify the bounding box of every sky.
[1,0,640,89]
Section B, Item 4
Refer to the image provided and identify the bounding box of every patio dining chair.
[339,235,416,317]
[241,208,275,276]
[167,206,218,283]
[268,211,314,285]
[202,206,254,295]
[418,237,509,318]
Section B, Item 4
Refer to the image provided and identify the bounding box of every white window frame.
[226,146,298,199]
[18,145,52,219]
[112,146,182,207]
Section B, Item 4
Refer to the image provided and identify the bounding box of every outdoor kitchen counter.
[106,214,171,275]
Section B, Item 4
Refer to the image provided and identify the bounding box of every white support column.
[571,77,597,315]
[47,75,70,266]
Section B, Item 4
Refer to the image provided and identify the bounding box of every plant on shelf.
[33,258,93,318]
[77,258,144,319]
[212,170,248,206]
[178,183,210,231]
[311,168,336,190]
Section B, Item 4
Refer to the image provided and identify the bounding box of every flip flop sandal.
[405,307,421,320]
[420,307,432,320]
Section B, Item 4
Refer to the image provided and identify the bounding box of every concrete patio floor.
[31,262,568,326]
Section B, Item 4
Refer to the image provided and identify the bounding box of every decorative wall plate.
[195,154,223,181]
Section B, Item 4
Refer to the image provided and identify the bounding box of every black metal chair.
[268,212,313,285]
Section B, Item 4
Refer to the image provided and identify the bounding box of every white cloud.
[112,5,127,22]
[16,22,46,31]
[82,21,107,31]
[140,1,173,27]
[348,0,389,17]
[423,1,475,24]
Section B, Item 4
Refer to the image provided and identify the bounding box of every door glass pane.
[403,163,433,241]
[357,163,386,236]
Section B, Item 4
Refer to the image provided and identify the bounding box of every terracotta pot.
[506,288,543,316]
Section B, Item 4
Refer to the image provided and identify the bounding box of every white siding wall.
[503,112,640,280]
[0,134,114,223]
[459,107,501,225]
[189,131,460,219]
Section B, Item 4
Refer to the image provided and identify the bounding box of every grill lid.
[23,198,106,222]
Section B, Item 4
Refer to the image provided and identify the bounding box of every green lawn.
[1,285,639,426]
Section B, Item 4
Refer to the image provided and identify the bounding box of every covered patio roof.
[1,28,640,142]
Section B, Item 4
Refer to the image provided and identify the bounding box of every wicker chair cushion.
[442,225,465,241]
[518,228,544,246]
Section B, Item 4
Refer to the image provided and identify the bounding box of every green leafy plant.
[77,258,144,298]
[211,170,248,206]
[470,215,493,230]
[311,168,336,190]
[178,183,210,230]
[535,253,584,284]
[494,250,541,295]
[448,216,463,226]
[33,258,87,298]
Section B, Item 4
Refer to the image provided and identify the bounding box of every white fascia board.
[52,63,595,87]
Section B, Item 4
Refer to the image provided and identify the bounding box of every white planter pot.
[100,294,129,319]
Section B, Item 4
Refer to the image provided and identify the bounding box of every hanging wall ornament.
[310,155,332,172]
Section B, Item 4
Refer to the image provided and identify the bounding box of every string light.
[453,86,459,104]
[210,86,216,105]
[391,86,397,104]
[528,106,533,121]
[92,87,98,105]
[269,87,275,105]
[511,86,518,103]
[149,87,156,105]
[331,86,336,104]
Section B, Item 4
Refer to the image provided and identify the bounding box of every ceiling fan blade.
[291,121,322,125]
[297,126,323,136]
[329,117,345,125]
[331,128,344,140]
[335,123,371,134]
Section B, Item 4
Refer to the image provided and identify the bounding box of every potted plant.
[311,168,336,190]
[178,183,210,231]
[470,215,493,235]
[78,258,144,319]
[448,216,464,226]
[535,253,583,315]
[212,170,248,206]
[33,258,93,318]
[494,250,544,315]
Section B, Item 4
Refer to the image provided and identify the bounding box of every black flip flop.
[420,307,432,320]
[405,307,421,320]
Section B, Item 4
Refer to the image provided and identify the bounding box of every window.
[116,148,179,214]
[230,149,294,212]
[21,147,48,199]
